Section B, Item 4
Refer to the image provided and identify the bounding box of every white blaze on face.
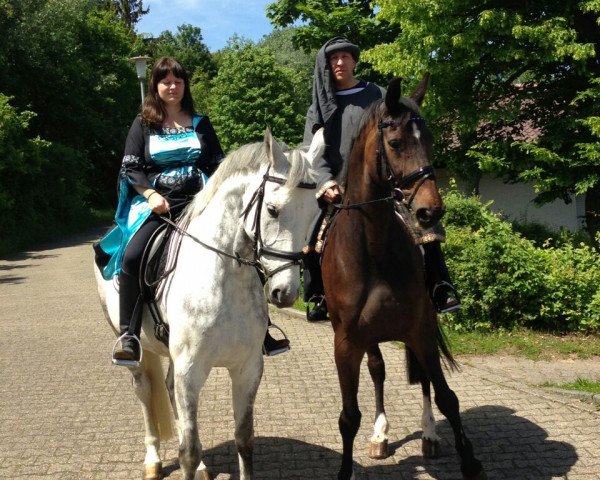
[412,121,421,141]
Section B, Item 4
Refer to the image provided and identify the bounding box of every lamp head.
[129,55,151,80]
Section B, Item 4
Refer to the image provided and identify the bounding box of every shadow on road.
[158,405,576,480]
[0,226,110,262]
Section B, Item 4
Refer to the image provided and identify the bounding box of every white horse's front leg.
[173,354,210,480]
[421,381,441,458]
[229,353,264,480]
[130,365,162,480]
[167,360,211,480]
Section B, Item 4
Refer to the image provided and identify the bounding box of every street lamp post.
[129,56,151,104]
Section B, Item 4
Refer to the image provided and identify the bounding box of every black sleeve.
[196,116,224,177]
[120,116,153,190]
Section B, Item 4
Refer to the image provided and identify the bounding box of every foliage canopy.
[267,0,600,228]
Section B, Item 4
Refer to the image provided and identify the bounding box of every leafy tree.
[258,27,315,127]
[101,0,148,29]
[151,24,217,79]
[208,38,306,151]
[0,94,88,253]
[1,0,139,207]
[266,0,399,83]
[267,0,398,52]
[267,1,600,239]
[366,1,599,224]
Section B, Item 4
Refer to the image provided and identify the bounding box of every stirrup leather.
[111,333,143,367]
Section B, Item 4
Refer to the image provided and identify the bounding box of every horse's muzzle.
[268,286,297,308]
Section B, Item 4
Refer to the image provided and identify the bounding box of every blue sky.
[136,0,276,52]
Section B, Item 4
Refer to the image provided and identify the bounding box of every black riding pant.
[119,216,163,335]
[121,216,164,277]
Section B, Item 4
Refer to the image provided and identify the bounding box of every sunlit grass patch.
[540,378,600,394]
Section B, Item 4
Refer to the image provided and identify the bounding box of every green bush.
[442,186,600,333]
[0,95,90,254]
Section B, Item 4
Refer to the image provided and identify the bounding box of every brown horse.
[321,74,486,480]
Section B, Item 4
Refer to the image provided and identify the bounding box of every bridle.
[240,167,316,283]
[336,111,435,212]
[377,113,436,208]
[163,166,316,285]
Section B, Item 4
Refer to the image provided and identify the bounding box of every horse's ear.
[264,127,274,152]
[385,78,403,114]
[307,128,326,166]
[264,127,286,172]
[410,73,430,107]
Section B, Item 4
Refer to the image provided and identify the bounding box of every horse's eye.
[388,139,403,150]
[266,203,279,218]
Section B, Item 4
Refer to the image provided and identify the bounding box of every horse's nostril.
[271,289,281,303]
[416,208,432,225]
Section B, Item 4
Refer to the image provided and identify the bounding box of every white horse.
[95,129,326,480]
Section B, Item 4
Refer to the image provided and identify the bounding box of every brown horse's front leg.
[366,345,389,459]
[334,333,365,480]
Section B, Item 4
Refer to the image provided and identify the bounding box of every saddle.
[93,221,179,347]
[311,204,339,255]
[138,221,183,346]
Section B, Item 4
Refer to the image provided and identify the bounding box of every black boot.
[423,242,461,314]
[306,295,328,321]
[112,270,143,365]
[263,319,290,356]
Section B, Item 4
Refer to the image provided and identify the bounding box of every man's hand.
[322,185,342,204]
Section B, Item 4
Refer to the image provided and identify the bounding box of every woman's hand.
[146,190,170,215]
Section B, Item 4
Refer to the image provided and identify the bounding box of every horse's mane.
[180,140,313,222]
[337,100,385,186]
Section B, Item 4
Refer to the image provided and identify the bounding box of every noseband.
[376,114,435,210]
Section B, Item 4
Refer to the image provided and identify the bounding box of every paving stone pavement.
[1,230,599,480]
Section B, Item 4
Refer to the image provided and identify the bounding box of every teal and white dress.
[98,113,223,280]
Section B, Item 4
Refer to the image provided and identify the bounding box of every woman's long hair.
[141,57,195,128]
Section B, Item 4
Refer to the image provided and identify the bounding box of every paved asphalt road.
[1,229,599,479]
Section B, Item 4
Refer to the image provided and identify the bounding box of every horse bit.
[162,166,316,285]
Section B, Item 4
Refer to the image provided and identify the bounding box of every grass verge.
[291,302,600,361]
[540,378,600,395]
[443,327,600,361]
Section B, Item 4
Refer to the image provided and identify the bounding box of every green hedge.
[442,186,600,333]
[0,94,90,254]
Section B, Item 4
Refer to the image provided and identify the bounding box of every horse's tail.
[141,350,175,442]
[405,321,459,385]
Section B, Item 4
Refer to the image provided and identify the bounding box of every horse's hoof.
[368,439,388,459]
[144,462,162,480]
[194,468,212,480]
[463,469,487,480]
[421,438,441,458]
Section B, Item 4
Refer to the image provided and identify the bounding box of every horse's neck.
[187,179,251,254]
[343,157,417,257]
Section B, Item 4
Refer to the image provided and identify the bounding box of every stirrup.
[432,281,461,314]
[306,295,328,321]
[262,323,290,357]
[111,333,143,367]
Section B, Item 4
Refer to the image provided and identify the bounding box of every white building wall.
[437,169,587,232]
